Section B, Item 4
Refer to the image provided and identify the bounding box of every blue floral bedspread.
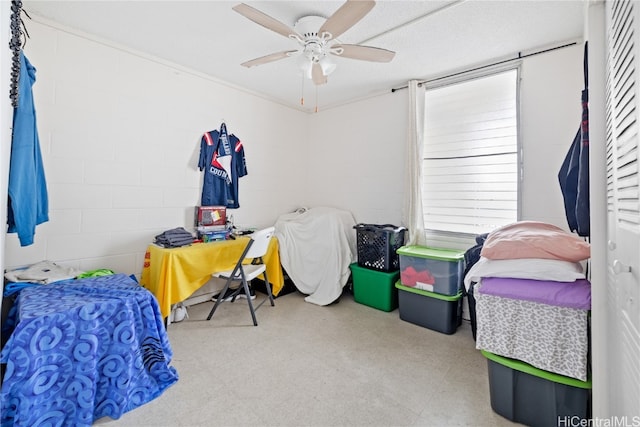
[0,274,179,426]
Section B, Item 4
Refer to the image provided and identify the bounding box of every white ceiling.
[23,0,585,113]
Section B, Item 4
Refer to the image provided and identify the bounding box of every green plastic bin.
[349,263,399,312]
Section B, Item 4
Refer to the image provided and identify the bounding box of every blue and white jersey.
[198,123,247,208]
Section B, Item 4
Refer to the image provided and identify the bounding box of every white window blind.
[422,69,519,235]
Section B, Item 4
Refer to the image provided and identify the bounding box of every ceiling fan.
[233,0,396,86]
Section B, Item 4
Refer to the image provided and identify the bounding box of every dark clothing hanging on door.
[559,42,590,237]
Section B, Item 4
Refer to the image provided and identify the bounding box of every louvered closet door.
[605,0,640,417]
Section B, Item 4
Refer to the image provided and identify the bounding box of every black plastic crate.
[354,223,406,272]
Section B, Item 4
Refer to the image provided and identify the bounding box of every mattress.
[475,277,591,381]
[0,274,178,425]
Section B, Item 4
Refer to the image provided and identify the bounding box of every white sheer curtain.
[402,80,427,246]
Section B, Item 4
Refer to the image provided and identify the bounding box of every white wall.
[307,43,584,251]
[4,19,583,276]
[305,92,407,225]
[519,44,583,225]
[3,20,309,276]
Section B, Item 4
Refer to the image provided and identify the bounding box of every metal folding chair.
[206,226,275,326]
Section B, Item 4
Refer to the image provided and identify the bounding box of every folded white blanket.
[5,260,83,284]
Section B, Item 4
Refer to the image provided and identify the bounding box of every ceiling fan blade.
[312,63,328,85]
[318,0,375,40]
[333,44,395,62]
[233,3,301,39]
[241,50,299,68]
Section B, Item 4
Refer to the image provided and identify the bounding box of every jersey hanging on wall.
[198,123,247,208]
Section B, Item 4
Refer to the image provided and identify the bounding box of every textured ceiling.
[24,0,585,113]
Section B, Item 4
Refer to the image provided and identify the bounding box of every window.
[422,68,519,236]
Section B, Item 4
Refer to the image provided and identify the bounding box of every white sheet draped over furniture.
[275,207,357,306]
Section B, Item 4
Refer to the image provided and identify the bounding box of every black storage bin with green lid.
[482,350,592,426]
[395,281,462,334]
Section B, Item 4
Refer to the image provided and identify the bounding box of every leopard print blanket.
[475,291,589,381]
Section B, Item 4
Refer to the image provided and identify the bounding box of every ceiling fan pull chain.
[300,73,305,106]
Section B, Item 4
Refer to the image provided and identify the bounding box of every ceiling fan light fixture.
[234,1,395,89]
[297,55,313,79]
[319,56,336,76]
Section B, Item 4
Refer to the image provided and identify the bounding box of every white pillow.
[464,256,585,291]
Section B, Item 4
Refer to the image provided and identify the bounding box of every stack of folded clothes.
[154,227,194,248]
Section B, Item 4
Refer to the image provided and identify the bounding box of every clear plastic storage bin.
[397,246,464,295]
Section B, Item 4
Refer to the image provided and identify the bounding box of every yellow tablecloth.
[140,237,284,319]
